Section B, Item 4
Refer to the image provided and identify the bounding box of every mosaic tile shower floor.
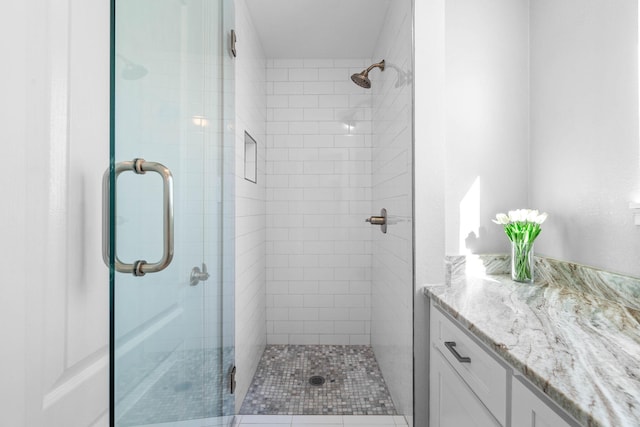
[117,348,233,426]
[240,345,397,416]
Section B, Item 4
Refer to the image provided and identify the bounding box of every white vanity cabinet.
[512,376,572,427]
[430,303,507,426]
[429,301,580,427]
[430,345,502,427]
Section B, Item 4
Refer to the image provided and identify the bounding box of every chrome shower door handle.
[102,158,174,276]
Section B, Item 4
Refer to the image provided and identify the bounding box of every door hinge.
[229,365,237,394]
[230,29,237,58]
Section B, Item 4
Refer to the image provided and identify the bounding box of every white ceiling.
[244,0,392,59]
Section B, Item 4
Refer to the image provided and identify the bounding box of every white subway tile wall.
[265,58,374,345]
[370,0,413,420]
[234,0,267,411]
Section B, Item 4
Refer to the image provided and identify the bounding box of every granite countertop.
[423,256,640,427]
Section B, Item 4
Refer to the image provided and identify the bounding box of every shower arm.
[365,60,385,74]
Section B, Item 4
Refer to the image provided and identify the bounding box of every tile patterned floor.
[236,415,408,426]
[118,348,234,426]
[239,345,397,416]
[129,415,408,427]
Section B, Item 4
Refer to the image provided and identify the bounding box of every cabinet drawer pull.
[444,341,471,363]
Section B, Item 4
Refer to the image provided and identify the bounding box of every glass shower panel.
[111,0,234,425]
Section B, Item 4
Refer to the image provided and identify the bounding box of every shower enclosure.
[233,0,414,421]
[108,0,235,425]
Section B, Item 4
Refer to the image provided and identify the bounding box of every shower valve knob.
[366,216,386,225]
[365,209,387,234]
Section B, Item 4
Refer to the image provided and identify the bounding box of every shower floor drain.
[308,375,325,386]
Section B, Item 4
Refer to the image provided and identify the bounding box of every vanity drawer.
[430,302,507,426]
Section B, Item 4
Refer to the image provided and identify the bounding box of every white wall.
[530,0,640,277]
[370,0,414,419]
[234,0,267,409]
[414,0,640,421]
[413,0,529,424]
[440,0,640,279]
[444,0,530,255]
[265,58,374,345]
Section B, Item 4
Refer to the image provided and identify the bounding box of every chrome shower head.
[350,60,385,89]
[351,73,371,89]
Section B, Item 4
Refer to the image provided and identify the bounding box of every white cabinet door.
[430,347,501,427]
[430,303,507,425]
[512,377,572,427]
[1,0,110,425]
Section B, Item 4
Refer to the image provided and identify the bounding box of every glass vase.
[511,241,534,283]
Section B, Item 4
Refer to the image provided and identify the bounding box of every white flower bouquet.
[493,209,548,282]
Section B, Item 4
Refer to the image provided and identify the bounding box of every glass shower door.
[109,0,235,425]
